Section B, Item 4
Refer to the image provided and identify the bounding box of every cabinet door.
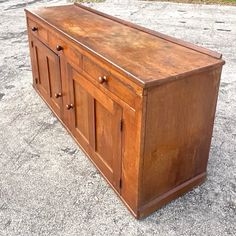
[67,65,122,192]
[31,36,62,117]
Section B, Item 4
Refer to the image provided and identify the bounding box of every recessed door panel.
[95,100,115,171]
[94,99,122,191]
[47,57,62,112]
[73,80,90,143]
[35,44,49,96]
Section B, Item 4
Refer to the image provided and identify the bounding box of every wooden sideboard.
[25,3,225,219]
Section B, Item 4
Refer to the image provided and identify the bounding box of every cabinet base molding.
[137,172,206,219]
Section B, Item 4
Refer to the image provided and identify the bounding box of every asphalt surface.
[0,0,235,235]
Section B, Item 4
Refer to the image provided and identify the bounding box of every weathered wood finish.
[25,3,224,219]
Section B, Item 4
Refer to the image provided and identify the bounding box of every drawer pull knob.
[31,27,38,32]
[55,93,62,98]
[66,104,73,110]
[98,76,107,84]
[56,45,63,51]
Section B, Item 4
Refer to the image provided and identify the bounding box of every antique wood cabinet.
[25,3,225,218]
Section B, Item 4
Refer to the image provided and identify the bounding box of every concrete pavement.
[0,0,235,235]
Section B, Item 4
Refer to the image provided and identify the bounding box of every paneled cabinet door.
[31,36,62,117]
[67,65,123,192]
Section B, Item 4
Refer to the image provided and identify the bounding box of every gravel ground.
[0,0,235,235]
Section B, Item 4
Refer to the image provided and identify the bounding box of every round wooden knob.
[55,93,62,98]
[66,104,73,110]
[31,26,38,32]
[98,76,107,84]
[56,45,63,51]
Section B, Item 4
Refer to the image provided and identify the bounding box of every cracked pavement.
[0,0,235,235]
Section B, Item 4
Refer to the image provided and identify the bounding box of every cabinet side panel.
[140,67,222,206]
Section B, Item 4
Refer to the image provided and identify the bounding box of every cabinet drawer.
[28,18,48,43]
[48,33,82,69]
[83,56,139,108]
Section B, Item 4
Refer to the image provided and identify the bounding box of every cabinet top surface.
[26,4,224,87]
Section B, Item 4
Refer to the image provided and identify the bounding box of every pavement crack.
[0,93,5,101]
[3,122,47,169]
[4,219,11,229]
[217,28,231,32]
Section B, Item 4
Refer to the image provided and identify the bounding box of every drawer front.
[48,33,82,69]
[83,56,138,108]
[28,18,48,43]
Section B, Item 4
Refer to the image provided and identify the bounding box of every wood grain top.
[25,4,225,88]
